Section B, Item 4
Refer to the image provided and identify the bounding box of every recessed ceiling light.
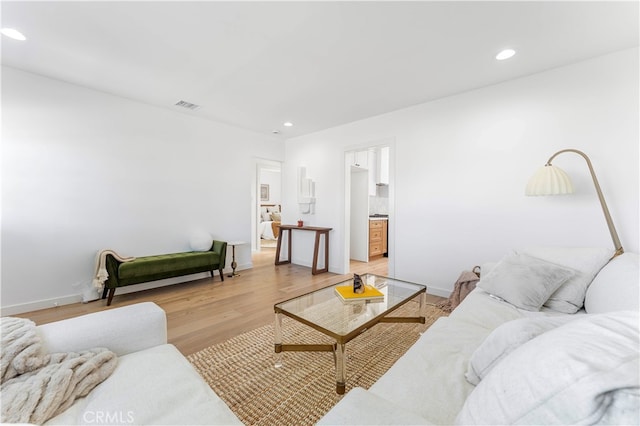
[496,49,516,61]
[283,122,293,127]
[1,28,27,41]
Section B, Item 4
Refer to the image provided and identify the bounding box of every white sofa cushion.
[465,315,578,385]
[317,387,429,425]
[477,252,574,311]
[364,290,524,425]
[521,246,614,313]
[456,311,640,425]
[46,344,242,425]
[585,252,640,314]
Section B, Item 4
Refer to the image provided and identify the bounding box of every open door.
[350,167,369,262]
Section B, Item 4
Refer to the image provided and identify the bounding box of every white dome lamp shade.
[525,164,574,196]
[525,149,623,256]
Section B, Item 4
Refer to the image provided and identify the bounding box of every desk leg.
[275,229,291,265]
[311,230,329,275]
[311,231,320,274]
[324,230,330,270]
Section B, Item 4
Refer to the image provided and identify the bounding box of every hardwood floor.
[15,249,444,356]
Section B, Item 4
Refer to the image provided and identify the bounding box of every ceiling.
[2,1,638,138]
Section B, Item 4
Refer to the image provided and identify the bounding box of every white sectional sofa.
[38,302,241,425]
[319,249,640,425]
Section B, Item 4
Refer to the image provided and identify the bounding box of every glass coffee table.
[274,273,426,394]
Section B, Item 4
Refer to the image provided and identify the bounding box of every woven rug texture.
[188,301,448,426]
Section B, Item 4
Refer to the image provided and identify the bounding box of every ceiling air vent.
[174,100,201,110]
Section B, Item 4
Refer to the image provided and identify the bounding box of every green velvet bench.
[101,240,227,306]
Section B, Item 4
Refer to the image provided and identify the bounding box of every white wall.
[284,48,639,296]
[1,67,284,313]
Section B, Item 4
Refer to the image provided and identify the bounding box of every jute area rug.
[188,301,448,425]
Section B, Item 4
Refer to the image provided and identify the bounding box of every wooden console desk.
[275,225,332,275]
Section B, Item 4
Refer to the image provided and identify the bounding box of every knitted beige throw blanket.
[1,317,117,425]
[436,270,480,313]
[93,249,136,292]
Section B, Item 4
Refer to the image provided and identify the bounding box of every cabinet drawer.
[369,220,384,229]
[369,243,383,256]
[369,230,382,241]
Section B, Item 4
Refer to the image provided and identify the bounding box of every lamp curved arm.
[546,149,623,256]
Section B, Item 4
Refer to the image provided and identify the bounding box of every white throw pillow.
[456,311,640,425]
[189,232,213,252]
[270,211,281,221]
[585,252,640,314]
[465,315,578,385]
[479,262,498,278]
[521,246,614,313]
[477,253,575,311]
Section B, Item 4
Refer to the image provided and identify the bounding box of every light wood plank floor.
[15,249,444,356]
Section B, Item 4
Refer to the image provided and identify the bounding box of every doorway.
[254,159,282,253]
[344,141,393,274]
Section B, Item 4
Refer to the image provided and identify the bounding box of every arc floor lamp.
[525,149,624,256]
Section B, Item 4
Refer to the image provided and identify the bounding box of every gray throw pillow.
[520,246,614,313]
[477,253,575,311]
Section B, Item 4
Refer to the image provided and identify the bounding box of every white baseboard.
[1,294,83,316]
[426,286,451,298]
[1,262,254,316]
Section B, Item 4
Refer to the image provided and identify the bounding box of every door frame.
[342,138,395,275]
[253,158,282,252]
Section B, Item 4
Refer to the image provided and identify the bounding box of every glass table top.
[274,274,426,338]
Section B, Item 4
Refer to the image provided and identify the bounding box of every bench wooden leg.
[106,288,116,306]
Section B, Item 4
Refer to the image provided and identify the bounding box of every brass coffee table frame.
[273,274,426,394]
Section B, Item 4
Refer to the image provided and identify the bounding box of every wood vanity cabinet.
[369,219,388,259]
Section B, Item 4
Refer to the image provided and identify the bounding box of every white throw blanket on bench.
[1,317,117,425]
[92,249,136,292]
